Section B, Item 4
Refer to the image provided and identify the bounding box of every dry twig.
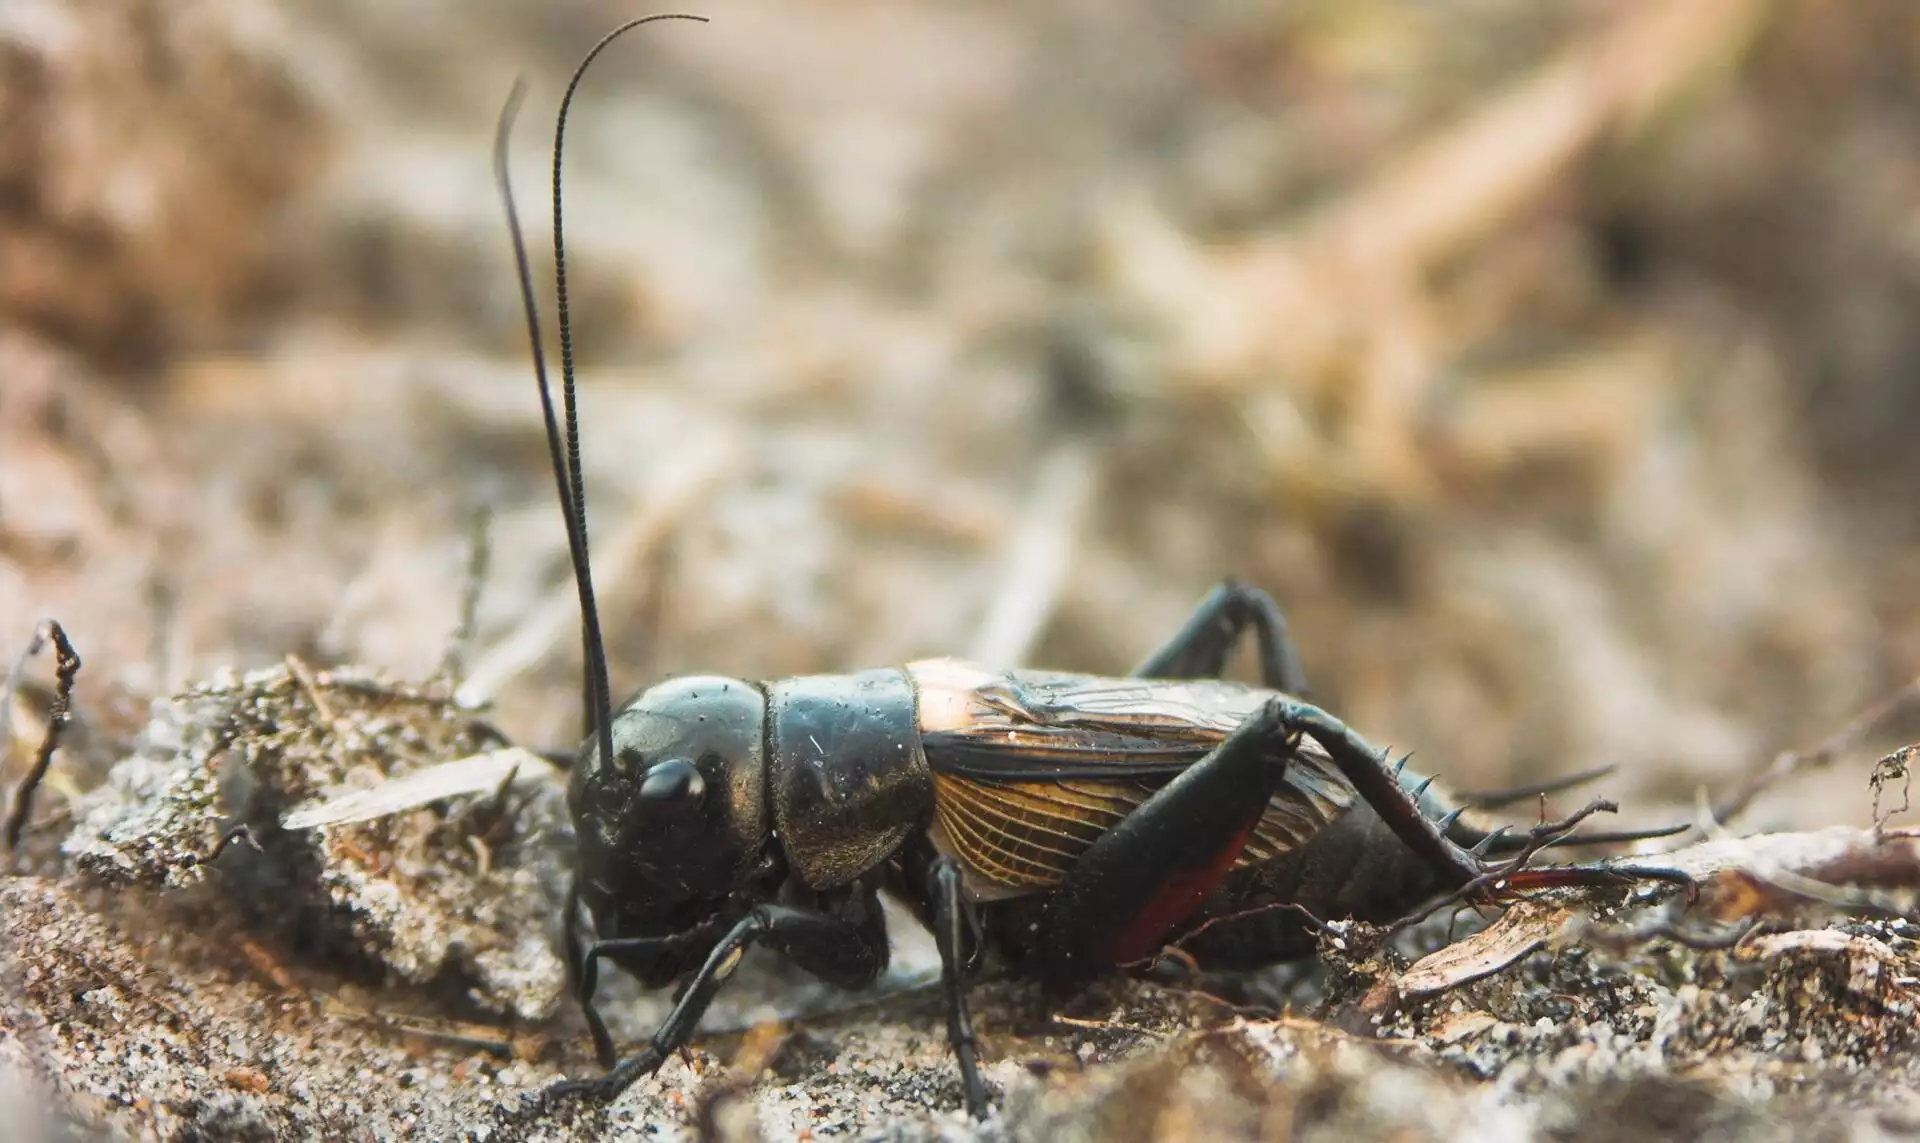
[438,503,495,684]
[454,440,734,709]
[1711,677,1920,832]
[1871,745,1914,834]
[4,620,81,851]
[1109,0,1769,399]
[968,439,1100,668]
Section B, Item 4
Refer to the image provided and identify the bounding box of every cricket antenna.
[493,13,709,768]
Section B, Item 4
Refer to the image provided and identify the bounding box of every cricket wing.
[913,660,1266,781]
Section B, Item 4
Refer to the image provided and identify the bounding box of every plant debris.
[3,619,80,851]
[12,1,1920,1140]
[62,662,571,1023]
[10,676,1920,1140]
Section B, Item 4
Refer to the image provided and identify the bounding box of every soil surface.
[8,2,1920,1140]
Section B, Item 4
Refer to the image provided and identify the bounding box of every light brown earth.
[8,2,1920,1140]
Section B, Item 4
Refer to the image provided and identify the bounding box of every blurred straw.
[454,437,735,708]
[968,439,1100,668]
[1107,0,1769,395]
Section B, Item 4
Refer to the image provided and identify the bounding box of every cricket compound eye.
[569,674,771,907]
[638,757,705,803]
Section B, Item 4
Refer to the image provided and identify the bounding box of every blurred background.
[4,0,1919,835]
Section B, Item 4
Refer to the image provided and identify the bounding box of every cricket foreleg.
[547,903,887,1105]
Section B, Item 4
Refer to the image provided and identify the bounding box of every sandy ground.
[9,1,1920,1139]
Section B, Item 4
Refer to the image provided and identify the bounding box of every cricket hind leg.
[1145,767,1691,976]
[1449,765,1692,850]
[1027,696,1689,993]
[1029,697,1477,983]
[1132,579,1309,694]
[1158,795,1469,973]
[1267,699,1692,903]
[1451,817,1692,853]
[1034,700,1302,983]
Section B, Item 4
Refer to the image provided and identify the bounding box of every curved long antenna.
[493,14,707,768]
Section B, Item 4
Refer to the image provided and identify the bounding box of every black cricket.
[497,16,1692,1120]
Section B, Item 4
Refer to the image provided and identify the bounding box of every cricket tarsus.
[1453,762,1692,849]
[1388,797,1691,939]
[4,620,81,851]
[1457,816,1691,853]
[203,824,262,864]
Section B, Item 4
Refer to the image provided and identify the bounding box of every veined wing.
[931,772,1149,893]
[911,660,1356,898]
[911,659,1271,780]
[930,769,1355,900]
